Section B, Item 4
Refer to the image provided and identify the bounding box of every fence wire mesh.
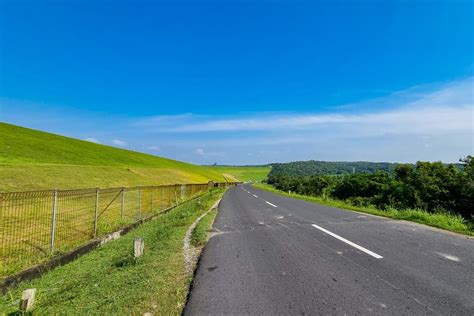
[0,182,233,277]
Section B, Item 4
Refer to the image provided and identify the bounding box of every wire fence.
[0,181,234,277]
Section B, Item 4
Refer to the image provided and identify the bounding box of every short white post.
[133,237,144,258]
[20,288,36,312]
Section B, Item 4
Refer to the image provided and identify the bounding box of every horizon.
[1,0,473,164]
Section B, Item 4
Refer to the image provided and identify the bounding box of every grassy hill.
[0,123,241,191]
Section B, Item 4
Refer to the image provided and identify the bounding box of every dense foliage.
[267,157,473,220]
[269,160,399,177]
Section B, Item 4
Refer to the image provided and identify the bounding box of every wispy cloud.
[135,77,473,138]
[1,77,472,164]
[112,139,127,146]
[147,145,160,151]
[195,148,205,156]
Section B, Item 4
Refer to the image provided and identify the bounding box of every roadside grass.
[0,189,224,315]
[191,209,218,247]
[255,183,473,236]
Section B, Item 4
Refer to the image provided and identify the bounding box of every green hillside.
[0,123,237,191]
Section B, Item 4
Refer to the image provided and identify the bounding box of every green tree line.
[269,161,400,177]
[267,157,473,221]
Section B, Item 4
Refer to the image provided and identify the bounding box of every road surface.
[185,184,474,315]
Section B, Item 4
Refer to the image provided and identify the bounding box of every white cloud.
[129,77,473,163]
[147,145,160,151]
[84,137,101,144]
[134,77,473,138]
[2,76,472,164]
[112,139,127,146]
[195,148,205,156]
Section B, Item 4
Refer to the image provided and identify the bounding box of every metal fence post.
[50,189,58,253]
[138,187,142,220]
[93,188,99,237]
[181,184,185,200]
[161,186,163,210]
[168,185,171,207]
[151,187,154,212]
[175,185,178,205]
[121,188,125,220]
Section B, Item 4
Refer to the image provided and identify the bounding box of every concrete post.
[20,288,36,312]
[133,237,144,258]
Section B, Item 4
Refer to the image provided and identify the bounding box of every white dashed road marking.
[311,224,383,259]
[265,201,277,208]
[435,252,460,262]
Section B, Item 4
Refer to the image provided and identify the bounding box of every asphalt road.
[185,184,474,315]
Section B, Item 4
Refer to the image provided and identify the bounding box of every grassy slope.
[207,165,270,182]
[255,183,473,236]
[0,123,232,191]
[0,189,224,315]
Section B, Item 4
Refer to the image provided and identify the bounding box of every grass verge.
[191,209,218,247]
[255,183,473,236]
[0,189,224,315]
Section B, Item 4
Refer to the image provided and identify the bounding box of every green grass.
[0,189,224,315]
[207,165,271,182]
[191,209,218,247]
[255,183,473,236]
[0,123,237,191]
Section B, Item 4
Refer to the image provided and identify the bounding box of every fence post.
[93,188,99,237]
[151,186,154,212]
[174,185,178,206]
[161,186,163,210]
[181,184,186,200]
[138,187,142,220]
[121,188,125,220]
[50,189,58,253]
[168,185,171,207]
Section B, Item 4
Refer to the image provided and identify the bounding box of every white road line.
[435,252,460,262]
[252,194,258,198]
[265,201,277,208]
[311,224,383,259]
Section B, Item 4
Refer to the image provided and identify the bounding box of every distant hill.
[206,165,271,182]
[0,123,237,191]
[268,160,399,177]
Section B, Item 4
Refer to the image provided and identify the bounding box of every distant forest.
[268,160,462,177]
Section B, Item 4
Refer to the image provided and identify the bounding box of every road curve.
[185,184,474,315]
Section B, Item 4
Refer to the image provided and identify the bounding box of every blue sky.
[1,0,473,164]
